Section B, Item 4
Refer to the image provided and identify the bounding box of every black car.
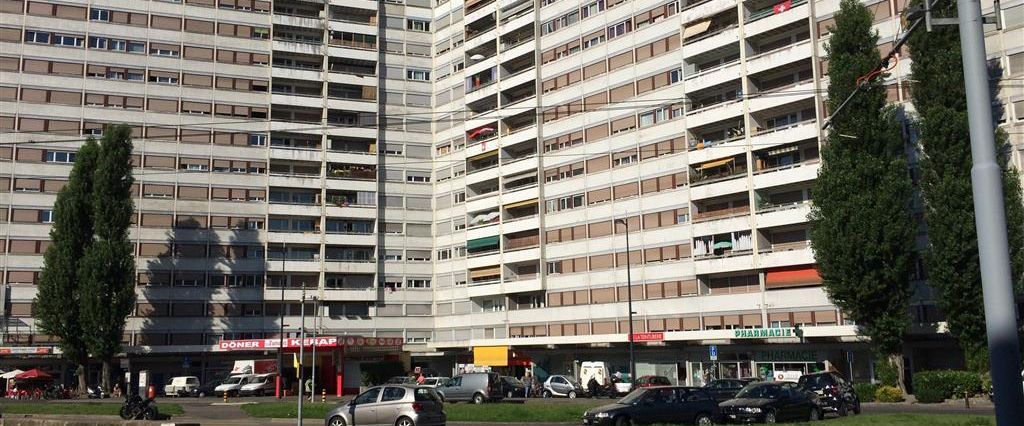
[582,386,719,426]
[719,381,822,423]
[705,379,758,402]
[191,378,225,397]
[797,372,860,416]
[499,376,527,398]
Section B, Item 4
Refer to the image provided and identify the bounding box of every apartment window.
[110,39,127,51]
[45,151,76,163]
[249,134,267,146]
[127,70,144,81]
[407,69,430,81]
[437,248,452,260]
[607,20,632,39]
[149,74,179,85]
[25,31,50,44]
[547,194,584,212]
[407,19,430,31]
[151,45,179,57]
[581,0,604,18]
[40,210,54,223]
[53,34,85,47]
[454,191,466,203]
[407,278,431,288]
[382,249,403,261]
[127,41,145,53]
[88,36,108,49]
[455,245,466,257]
[90,9,110,22]
[583,33,605,48]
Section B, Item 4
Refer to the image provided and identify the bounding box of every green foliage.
[359,360,406,386]
[875,356,900,387]
[906,0,1024,369]
[33,139,99,370]
[78,124,136,389]
[853,382,877,402]
[875,385,905,403]
[912,370,985,403]
[809,0,915,358]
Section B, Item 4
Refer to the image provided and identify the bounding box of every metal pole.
[956,0,1024,422]
[277,242,286,399]
[298,289,306,425]
[617,219,636,386]
[311,296,318,402]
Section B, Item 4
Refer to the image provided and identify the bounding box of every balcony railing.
[757,199,811,213]
[504,235,540,251]
[689,166,748,186]
[747,0,807,23]
[503,273,538,282]
[759,240,811,253]
[753,158,819,175]
[692,205,751,222]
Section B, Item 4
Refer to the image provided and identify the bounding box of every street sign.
[630,332,664,342]
[709,345,718,361]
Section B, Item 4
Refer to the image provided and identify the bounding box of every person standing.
[522,372,533,398]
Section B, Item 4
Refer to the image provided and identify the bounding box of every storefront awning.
[765,265,822,288]
[467,235,500,250]
[504,198,537,209]
[469,266,501,279]
[699,157,735,170]
[683,20,712,39]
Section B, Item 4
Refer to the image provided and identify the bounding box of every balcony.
[327,164,376,181]
[690,155,748,187]
[504,231,539,252]
[693,205,751,223]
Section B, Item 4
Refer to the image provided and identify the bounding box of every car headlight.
[594,413,611,418]
[740,407,762,413]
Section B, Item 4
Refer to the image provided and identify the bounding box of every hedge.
[853,382,877,402]
[912,370,984,403]
[875,385,904,402]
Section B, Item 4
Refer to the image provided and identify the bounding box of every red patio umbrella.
[14,369,52,380]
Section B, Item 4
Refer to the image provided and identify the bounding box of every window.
[382,387,406,402]
[53,34,85,47]
[407,278,431,288]
[407,19,430,31]
[546,194,584,212]
[581,0,604,18]
[25,31,50,44]
[249,134,267,146]
[407,69,430,81]
[90,8,110,22]
[607,20,632,39]
[583,33,605,48]
[437,248,452,260]
[110,39,127,51]
[127,41,146,53]
[45,151,76,163]
[454,191,466,203]
[150,74,179,85]
[88,36,108,49]
[40,210,54,223]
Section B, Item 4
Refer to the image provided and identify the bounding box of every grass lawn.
[241,402,335,419]
[0,402,184,416]
[241,401,596,421]
[786,413,994,426]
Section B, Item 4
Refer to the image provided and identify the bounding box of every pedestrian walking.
[522,372,533,398]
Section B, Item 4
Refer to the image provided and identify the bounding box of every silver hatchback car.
[326,385,446,426]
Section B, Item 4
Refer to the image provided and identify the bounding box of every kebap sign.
[218,336,404,351]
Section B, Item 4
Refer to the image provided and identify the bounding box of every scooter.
[119,394,159,420]
[87,385,110,399]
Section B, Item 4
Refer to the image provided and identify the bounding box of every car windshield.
[223,377,242,385]
[736,384,780,399]
[618,389,649,404]
[504,377,524,386]
[251,377,267,384]
[797,375,831,390]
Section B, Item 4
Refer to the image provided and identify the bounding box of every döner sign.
[217,336,404,351]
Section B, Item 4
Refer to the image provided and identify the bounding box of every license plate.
[814,390,824,395]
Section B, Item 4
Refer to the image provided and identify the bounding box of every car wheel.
[837,402,848,417]
[853,399,862,415]
[199,391,206,398]
[764,409,778,424]
[396,416,415,426]
[119,406,132,420]
[614,416,632,426]
[568,390,577,399]
[329,416,347,426]
[472,393,485,404]
[142,408,157,420]
[542,390,552,398]
[809,408,822,421]
[694,412,713,426]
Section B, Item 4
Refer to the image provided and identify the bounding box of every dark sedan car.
[499,376,527,398]
[719,381,822,423]
[191,378,225,397]
[705,378,759,402]
[582,386,719,426]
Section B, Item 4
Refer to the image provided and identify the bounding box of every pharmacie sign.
[733,328,796,339]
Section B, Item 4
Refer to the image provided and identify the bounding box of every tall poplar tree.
[79,125,137,391]
[34,139,99,395]
[809,0,916,392]
[906,0,1024,372]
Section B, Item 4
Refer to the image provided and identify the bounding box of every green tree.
[33,139,99,395]
[809,0,916,392]
[79,125,137,391]
[906,0,1024,372]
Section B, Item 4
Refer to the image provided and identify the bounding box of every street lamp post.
[310,296,319,400]
[277,242,286,399]
[297,289,306,425]
[614,218,635,386]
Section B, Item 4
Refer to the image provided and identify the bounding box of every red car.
[635,375,672,388]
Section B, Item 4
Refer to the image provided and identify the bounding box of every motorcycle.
[87,385,110,399]
[119,394,159,420]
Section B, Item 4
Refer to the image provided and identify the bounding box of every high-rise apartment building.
[1,0,1022,390]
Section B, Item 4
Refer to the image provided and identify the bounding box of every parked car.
[214,374,254,397]
[581,386,719,426]
[719,381,822,423]
[437,372,503,404]
[635,376,673,388]
[704,378,758,402]
[499,376,527,398]
[387,376,416,385]
[543,374,585,398]
[797,372,859,416]
[239,373,276,396]
[192,378,225,397]
[326,385,446,426]
[421,377,449,388]
[164,376,200,397]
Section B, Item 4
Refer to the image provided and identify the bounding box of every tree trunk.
[76,363,88,398]
[101,359,111,393]
[889,353,907,395]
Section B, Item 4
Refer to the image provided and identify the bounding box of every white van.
[164,376,199,397]
[214,374,254,396]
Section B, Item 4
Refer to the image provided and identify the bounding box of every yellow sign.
[473,346,509,367]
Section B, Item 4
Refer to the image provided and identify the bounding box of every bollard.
[223,390,228,403]
[321,389,326,403]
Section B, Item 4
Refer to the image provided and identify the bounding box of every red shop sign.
[630,332,665,342]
